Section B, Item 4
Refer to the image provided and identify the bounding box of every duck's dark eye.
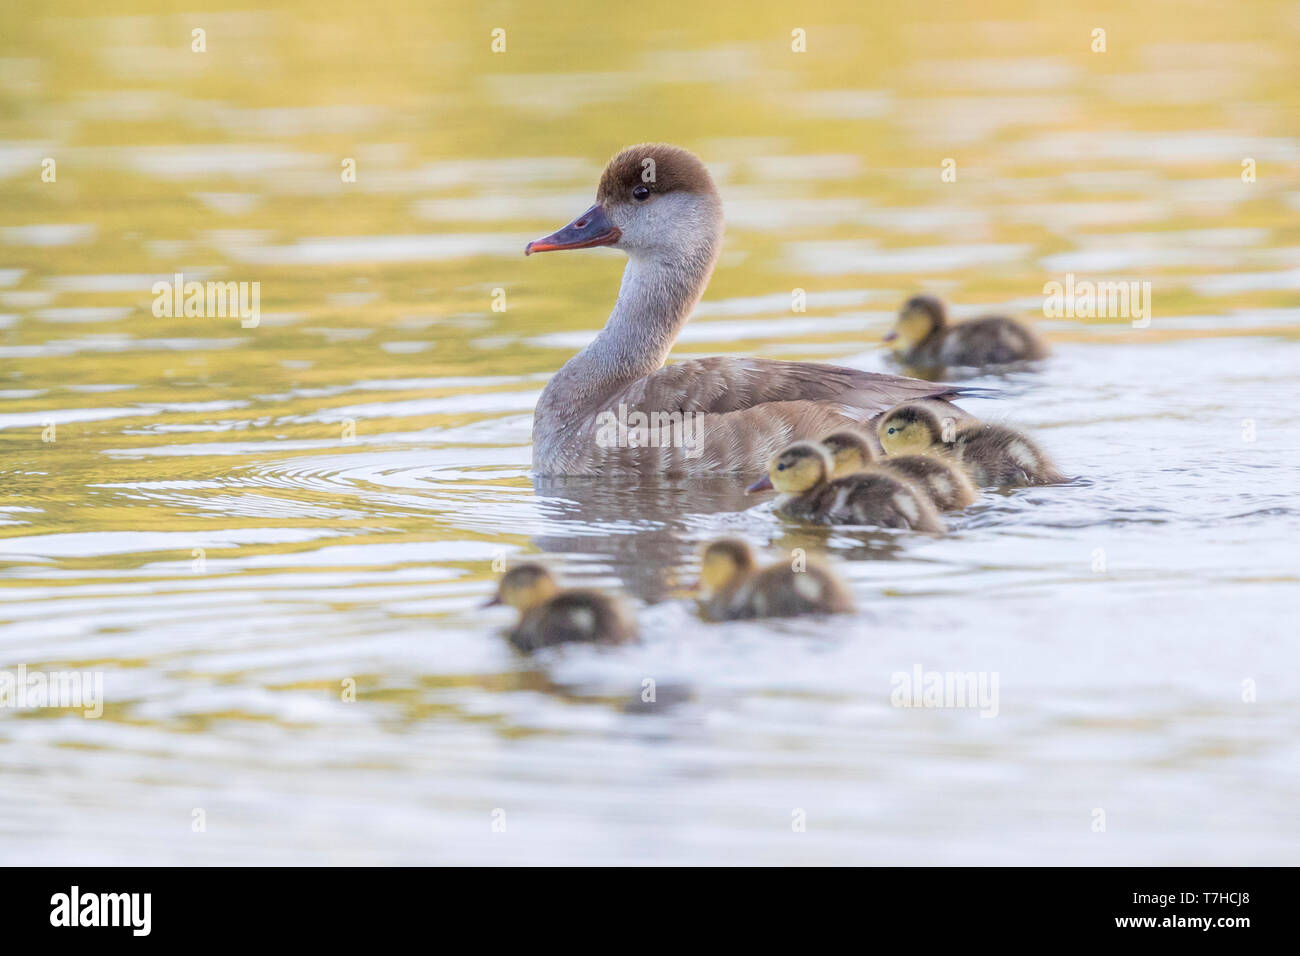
[632,185,651,201]
[777,463,786,471]
[888,427,896,434]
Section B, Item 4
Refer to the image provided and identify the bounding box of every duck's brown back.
[881,455,978,510]
[937,316,1050,366]
[772,482,833,522]
[535,357,968,476]
[509,589,636,652]
[814,469,945,531]
[726,562,853,620]
[954,423,1065,486]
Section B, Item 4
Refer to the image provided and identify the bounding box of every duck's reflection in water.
[769,524,910,565]
[530,476,746,603]
[530,475,911,604]
[518,476,913,716]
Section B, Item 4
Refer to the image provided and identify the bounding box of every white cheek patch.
[933,476,952,498]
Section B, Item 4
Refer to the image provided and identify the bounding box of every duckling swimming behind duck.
[878,403,1066,487]
[746,441,944,532]
[886,294,1049,369]
[821,429,978,511]
[697,538,853,622]
[486,562,636,652]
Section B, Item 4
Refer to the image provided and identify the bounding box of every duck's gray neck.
[537,243,718,415]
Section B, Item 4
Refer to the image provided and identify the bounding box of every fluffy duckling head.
[820,430,877,478]
[487,562,559,612]
[885,294,946,354]
[878,403,949,456]
[698,538,757,598]
[746,441,833,494]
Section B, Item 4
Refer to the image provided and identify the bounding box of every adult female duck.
[525,143,967,476]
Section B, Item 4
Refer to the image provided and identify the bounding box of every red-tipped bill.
[525,203,620,255]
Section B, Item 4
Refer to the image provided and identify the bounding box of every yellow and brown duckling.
[878,403,1066,487]
[485,562,635,652]
[746,441,944,532]
[886,294,1049,368]
[821,429,978,511]
[696,538,853,622]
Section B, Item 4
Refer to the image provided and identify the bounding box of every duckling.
[696,538,853,622]
[877,403,1066,487]
[485,562,635,652]
[821,429,978,511]
[886,294,1049,368]
[746,441,944,532]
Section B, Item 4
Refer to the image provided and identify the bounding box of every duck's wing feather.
[536,359,972,476]
[944,317,1050,364]
[618,357,961,415]
[577,398,868,476]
